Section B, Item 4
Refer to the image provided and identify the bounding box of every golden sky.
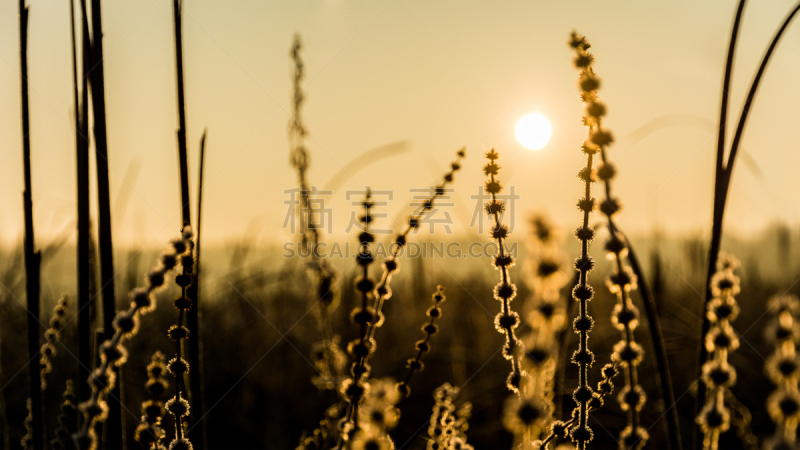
[1,0,800,248]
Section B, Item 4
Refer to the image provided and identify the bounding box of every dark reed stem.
[698,4,800,445]
[699,2,746,426]
[622,233,681,449]
[73,0,93,408]
[172,3,205,446]
[19,1,43,447]
[723,2,800,185]
[87,0,123,445]
[173,0,191,226]
[189,129,208,449]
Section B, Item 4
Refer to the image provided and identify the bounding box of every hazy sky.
[1,1,800,249]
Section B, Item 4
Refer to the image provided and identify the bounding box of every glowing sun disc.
[515,113,552,150]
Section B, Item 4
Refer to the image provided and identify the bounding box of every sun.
[515,113,552,150]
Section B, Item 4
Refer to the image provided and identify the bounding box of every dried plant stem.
[135,352,168,449]
[171,3,207,443]
[73,0,93,407]
[593,97,651,448]
[621,234,680,449]
[397,286,447,399]
[74,230,193,449]
[173,0,191,226]
[366,148,464,345]
[344,190,376,438]
[19,1,43,447]
[189,129,208,448]
[339,148,464,443]
[566,31,606,450]
[537,363,617,450]
[699,4,800,445]
[289,34,313,249]
[483,148,525,394]
[40,296,69,390]
[572,154,593,450]
[699,0,746,425]
[86,0,123,445]
[166,234,196,450]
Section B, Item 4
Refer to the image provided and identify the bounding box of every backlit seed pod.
[427,383,472,450]
[40,295,68,390]
[482,148,526,396]
[763,295,800,447]
[602,212,647,446]
[113,309,139,336]
[169,438,193,450]
[137,352,169,449]
[696,252,741,450]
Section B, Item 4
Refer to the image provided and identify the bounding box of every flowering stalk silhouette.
[696,253,741,450]
[482,148,525,395]
[763,295,800,450]
[40,295,68,391]
[397,285,447,399]
[535,363,617,450]
[338,147,465,444]
[565,31,606,450]
[572,40,650,448]
[135,352,169,449]
[165,236,196,450]
[426,383,473,450]
[73,228,193,449]
[288,34,341,381]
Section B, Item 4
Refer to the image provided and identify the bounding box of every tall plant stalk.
[189,130,208,448]
[585,45,680,442]
[87,0,123,445]
[566,32,602,450]
[699,4,800,447]
[172,1,207,445]
[173,0,191,225]
[698,0,746,426]
[72,0,93,407]
[19,1,44,448]
[338,149,464,445]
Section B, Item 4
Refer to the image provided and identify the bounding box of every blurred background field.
[1,222,797,448]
